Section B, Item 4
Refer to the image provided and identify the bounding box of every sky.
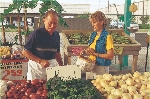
[0,0,142,12]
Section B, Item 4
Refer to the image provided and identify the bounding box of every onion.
[127,86,136,92]
[145,88,150,93]
[134,83,141,89]
[100,79,108,88]
[103,93,108,99]
[121,93,132,99]
[103,74,113,81]
[126,73,132,78]
[107,94,118,99]
[96,75,102,79]
[139,75,145,81]
[143,72,150,77]
[133,93,142,99]
[96,84,102,90]
[140,91,148,96]
[113,88,123,97]
[99,88,107,94]
[118,80,125,87]
[140,84,147,90]
[96,77,101,83]
[126,78,134,86]
[133,71,141,78]
[105,86,115,94]
[122,75,128,80]
[113,75,118,80]
[117,75,122,80]
[134,78,141,83]
[120,84,128,93]
[109,81,117,88]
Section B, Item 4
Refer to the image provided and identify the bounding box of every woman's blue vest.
[88,28,111,66]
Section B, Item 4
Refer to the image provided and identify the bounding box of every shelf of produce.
[62,29,142,73]
[0,59,28,82]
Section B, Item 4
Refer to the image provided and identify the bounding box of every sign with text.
[0,61,28,82]
[46,65,81,81]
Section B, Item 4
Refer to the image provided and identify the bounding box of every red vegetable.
[21,96,29,99]
[42,92,48,98]
[9,86,17,93]
[16,85,22,91]
[26,88,32,92]
[26,80,31,84]
[14,94,20,99]
[43,89,48,93]
[43,83,47,90]
[21,82,27,87]
[37,87,43,91]
[29,93,36,99]
[39,79,46,84]
[32,94,41,99]
[36,90,43,95]
[31,79,39,85]
[25,91,30,96]
[21,87,27,93]
[41,96,48,99]
[7,90,15,98]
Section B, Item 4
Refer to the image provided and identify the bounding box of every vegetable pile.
[92,71,150,99]
[46,76,102,99]
[6,79,48,99]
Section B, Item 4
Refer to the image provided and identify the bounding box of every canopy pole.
[123,0,131,67]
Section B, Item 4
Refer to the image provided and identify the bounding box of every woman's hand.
[85,48,95,55]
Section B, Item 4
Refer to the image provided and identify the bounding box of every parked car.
[109,20,123,29]
[130,22,139,29]
[13,21,24,28]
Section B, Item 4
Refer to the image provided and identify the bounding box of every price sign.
[46,65,81,81]
[0,61,27,82]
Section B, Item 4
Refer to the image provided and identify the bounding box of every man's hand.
[39,59,50,68]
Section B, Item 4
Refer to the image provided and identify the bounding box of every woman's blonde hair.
[89,11,107,27]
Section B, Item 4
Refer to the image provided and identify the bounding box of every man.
[22,10,63,80]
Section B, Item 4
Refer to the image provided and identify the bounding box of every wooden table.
[62,30,142,73]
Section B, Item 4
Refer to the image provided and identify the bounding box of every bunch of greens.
[46,76,102,99]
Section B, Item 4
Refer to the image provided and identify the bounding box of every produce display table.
[0,59,28,82]
[62,29,142,73]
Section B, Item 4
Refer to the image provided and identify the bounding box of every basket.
[76,49,95,72]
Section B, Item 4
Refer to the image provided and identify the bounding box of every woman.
[86,11,114,76]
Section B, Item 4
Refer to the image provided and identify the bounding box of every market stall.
[61,29,142,73]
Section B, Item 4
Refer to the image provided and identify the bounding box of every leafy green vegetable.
[46,76,102,99]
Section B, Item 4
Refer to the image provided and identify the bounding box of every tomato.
[42,92,48,98]
[25,91,30,96]
[14,94,20,99]
[36,90,43,95]
[37,87,43,91]
[29,93,36,99]
[21,96,29,99]
[31,79,39,85]
[6,90,15,98]
[39,79,46,84]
